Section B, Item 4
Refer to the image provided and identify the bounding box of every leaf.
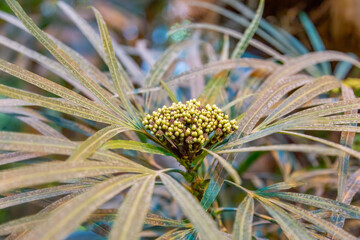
[0,161,150,194]
[279,131,360,161]
[281,99,360,124]
[330,86,357,228]
[256,181,305,192]
[160,80,179,103]
[258,192,360,220]
[21,174,148,240]
[144,40,194,108]
[231,0,264,59]
[57,1,143,81]
[0,131,144,167]
[261,76,340,126]
[164,58,277,88]
[0,152,46,166]
[203,148,241,184]
[109,175,155,240]
[5,0,125,118]
[218,144,343,157]
[0,184,89,209]
[160,173,224,240]
[0,9,116,94]
[298,12,331,75]
[236,75,312,136]
[0,35,93,98]
[92,7,137,124]
[200,163,225,210]
[0,58,119,122]
[0,212,50,235]
[232,195,254,240]
[144,213,191,228]
[197,70,228,105]
[0,84,119,125]
[156,229,193,240]
[261,51,360,92]
[343,169,360,204]
[103,139,176,157]
[167,22,285,61]
[187,1,289,54]
[257,196,316,240]
[15,116,66,139]
[145,41,193,88]
[67,125,129,162]
[270,198,357,240]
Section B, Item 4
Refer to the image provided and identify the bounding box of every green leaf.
[103,139,176,157]
[109,175,155,240]
[255,181,305,192]
[0,84,120,125]
[236,75,311,136]
[160,173,223,240]
[218,144,343,157]
[160,80,178,103]
[67,125,129,162]
[0,131,145,168]
[0,212,50,235]
[257,196,316,240]
[21,174,148,240]
[0,184,89,209]
[203,148,241,184]
[279,131,360,161]
[57,1,143,81]
[260,76,340,126]
[232,195,254,240]
[200,164,225,210]
[197,70,228,105]
[92,7,138,125]
[330,86,357,228]
[231,0,264,59]
[5,0,126,120]
[259,192,360,220]
[144,213,191,228]
[298,12,331,75]
[0,161,150,194]
[156,229,193,240]
[0,58,120,123]
[270,198,357,240]
[0,35,94,98]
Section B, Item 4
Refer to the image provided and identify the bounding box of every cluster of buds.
[143,99,238,162]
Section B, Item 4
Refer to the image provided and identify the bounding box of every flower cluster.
[143,99,238,161]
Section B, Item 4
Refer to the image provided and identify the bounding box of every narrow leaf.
[109,175,155,240]
[259,192,360,220]
[160,173,223,240]
[232,195,254,240]
[0,161,150,194]
[160,80,178,103]
[270,198,357,240]
[5,0,125,117]
[22,174,148,240]
[103,139,176,157]
[203,148,241,184]
[257,196,315,240]
[0,84,120,125]
[0,184,88,209]
[67,125,128,162]
[92,8,137,123]
[231,0,264,59]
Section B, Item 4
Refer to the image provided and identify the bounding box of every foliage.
[0,0,360,239]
